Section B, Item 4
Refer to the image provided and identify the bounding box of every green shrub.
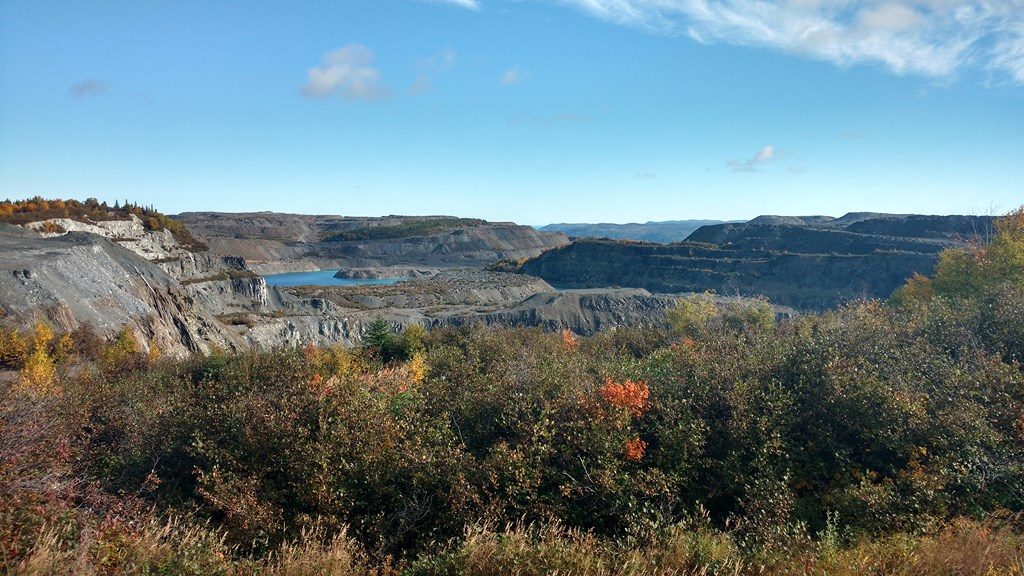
[667,292,718,338]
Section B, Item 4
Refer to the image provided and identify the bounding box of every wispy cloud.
[728,145,779,172]
[420,48,458,73]
[419,0,480,10]
[509,111,589,126]
[301,44,391,101]
[410,48,458,95]
[501,67,525,86]
[410,77,434,95]
[554,0,1024,83]
[69,79,109,97]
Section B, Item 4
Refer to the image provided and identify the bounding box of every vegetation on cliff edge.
[0,196,207,251]
[321,217,486,242]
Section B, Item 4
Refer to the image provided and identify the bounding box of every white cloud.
[501,67,525,85]
[856,4,923,33]
[553,0,1024,82]
[729,145,780,172]
[988,20,1024,82]
[753,145,776,164]
[69,79,109,97]
[301,44,391,100]
[419,0,480,9]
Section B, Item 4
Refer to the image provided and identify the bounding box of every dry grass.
[9,517,231,576]
[807,518,1024,576]
[6,512,1024,575]
[247,526,392,576]
[406,518,1024,576]
[412,521,746,576]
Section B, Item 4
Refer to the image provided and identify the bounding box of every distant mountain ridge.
[538,220,732,244]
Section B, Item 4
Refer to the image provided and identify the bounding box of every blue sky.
[1,0,1021,225]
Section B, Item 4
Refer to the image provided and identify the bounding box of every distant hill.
[175,212,569,274]
[538,220,731,244]
[511,213,995,312]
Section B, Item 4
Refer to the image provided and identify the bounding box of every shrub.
[667,292,718,338]
[0,326,30,369]
[4,269,1024,573]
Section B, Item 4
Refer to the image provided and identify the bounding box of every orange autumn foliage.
[561,329,578,350]
[624,437,647,462]
[599,378,650,418]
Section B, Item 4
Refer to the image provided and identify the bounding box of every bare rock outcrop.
[0,228,243,356]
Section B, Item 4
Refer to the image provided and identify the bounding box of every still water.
[262,270,405,288]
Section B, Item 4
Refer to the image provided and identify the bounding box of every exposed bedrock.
[0,228,243,356]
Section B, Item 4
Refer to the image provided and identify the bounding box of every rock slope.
[236,270,748,347]
[511,213,992,312]
[175,212,570,273]
[0,224,243,356]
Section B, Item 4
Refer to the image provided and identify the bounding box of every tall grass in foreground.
[413,518,1024,576]
[8,515,1024,575]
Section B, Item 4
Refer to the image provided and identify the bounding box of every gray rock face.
[236,279,688,348]
[437,288,679,334]
[155,252,248,284]
[26,216,180,259]
[185,277,269,316]
[1,215,278,355]
[243,316,368,348]
[0,230,243,356]
[231,277,269,306]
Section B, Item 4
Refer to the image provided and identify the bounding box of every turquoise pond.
[262,270,406,288]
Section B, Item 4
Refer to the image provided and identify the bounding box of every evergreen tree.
[363,316,394,361]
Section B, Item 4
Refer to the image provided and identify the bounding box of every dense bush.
[3,302,1024,571]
